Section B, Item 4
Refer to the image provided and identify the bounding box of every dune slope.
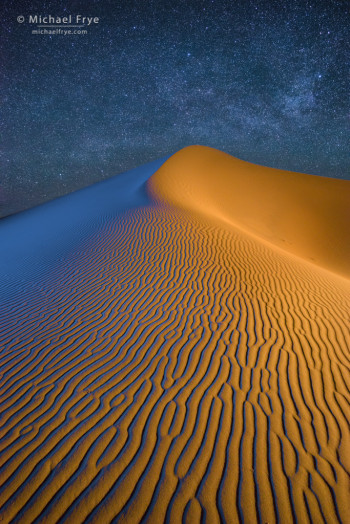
[0,146,349,523]
[148,146,350,278]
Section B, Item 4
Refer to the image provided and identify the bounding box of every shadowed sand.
[0,146,349,523]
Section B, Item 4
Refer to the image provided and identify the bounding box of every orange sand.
[149,146,350,278]
[0,146,349,523]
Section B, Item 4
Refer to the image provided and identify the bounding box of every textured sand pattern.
[0,147,349,523]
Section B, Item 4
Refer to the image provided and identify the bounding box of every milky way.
[1,0,348,217]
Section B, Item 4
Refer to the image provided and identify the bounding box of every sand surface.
[0,146,349,523]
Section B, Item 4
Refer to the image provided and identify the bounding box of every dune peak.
[148,145,350,278]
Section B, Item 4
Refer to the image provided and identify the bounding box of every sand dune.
[0,146,349,523]
[148,146,350,278]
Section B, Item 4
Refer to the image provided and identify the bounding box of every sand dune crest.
[148,145,350,277]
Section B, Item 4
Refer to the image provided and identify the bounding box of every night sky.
[1,0,349,218]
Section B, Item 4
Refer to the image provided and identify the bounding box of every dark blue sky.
[1,0,349,217]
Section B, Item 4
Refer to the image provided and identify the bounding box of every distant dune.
[0,146,349,523]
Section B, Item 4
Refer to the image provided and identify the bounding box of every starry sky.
[1,0,349,217]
